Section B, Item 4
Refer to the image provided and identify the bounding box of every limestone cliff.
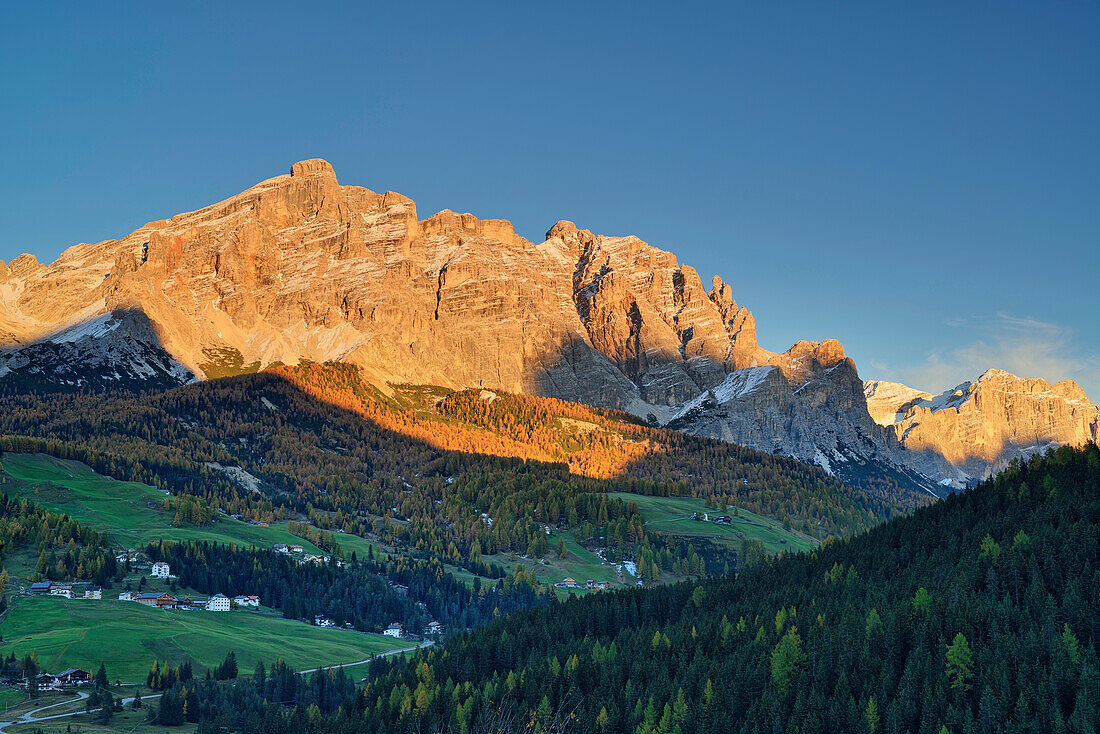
[0,159,776,408]
[2,159,1092,492]
[866,371,1100,482]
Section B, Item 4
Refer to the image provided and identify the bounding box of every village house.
[84,585,102,599]
[55,669,90,686]
[49,583,74,598]
[232,594,260,608]
[28,581,52,595]
[135,592,177,608]
[206,593,230,612]
[32,673,60,691]
[315,616,335,628]
[153,593,179,609]
[115,550,139,563]
[273,543,289,553]
[151,561,171,578]
[383,622,403,638]
[426,621,443,635]
[118,590,134,601]
[289,545,304,553]
[555,577,579,589]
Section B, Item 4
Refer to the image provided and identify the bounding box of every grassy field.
[7,706,187,734]
[481,530,625,593]
[0,453,389,567]
[607,492,819,554]
[0,686,26,710]
[0,453,335,555]
[448,493,818,596]
[0,596,408,683]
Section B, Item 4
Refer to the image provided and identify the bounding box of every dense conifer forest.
[155,445,1098,733]
[0,493,117,593]
[144,538,552,633]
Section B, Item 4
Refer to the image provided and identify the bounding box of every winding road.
[0,642,430,733]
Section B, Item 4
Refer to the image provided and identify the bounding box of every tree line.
[154,444,1099,733]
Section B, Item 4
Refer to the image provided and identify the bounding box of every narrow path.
[0,690,163,733]
[299,640,433,674]
[0,644,430,732]
[0,690,89,734]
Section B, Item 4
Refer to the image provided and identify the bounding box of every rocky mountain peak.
[544,220,596,259]
[867,369,1099,483]
[708,275,735,309]
[3,158,1092,494]
[772,338,850,385]
[419,209,526,248]
[290,158,337,178]
[6,253,43,280]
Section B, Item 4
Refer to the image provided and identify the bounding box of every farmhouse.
[154,593,179,608]
[426,621,443,635]
[151,561,171,578]
[84,585,102,599]
[383,623,403,638]
[33,673,60,691]
[55,669,90,686]
[206,593,230,612]
[315,616,335,628]
[273,543,289,553]
[232,594,260,607]
[29,581,52,595]
[135,592,177,608]
[289,545,304,553]
[49,583,74,598]
[118,590,134,601]
[555,577,579,589]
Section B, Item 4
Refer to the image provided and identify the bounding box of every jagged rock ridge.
[1,159,1094,491]
[866,370,1100,483]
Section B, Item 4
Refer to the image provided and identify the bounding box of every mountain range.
[1,159,1096,492]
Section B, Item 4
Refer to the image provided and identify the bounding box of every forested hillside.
[166,444,1099,733]
[0,364,917,577]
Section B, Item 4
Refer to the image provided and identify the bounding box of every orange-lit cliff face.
[866,370,1100,479]
[0,158,782,408]
[1,159,1095,490]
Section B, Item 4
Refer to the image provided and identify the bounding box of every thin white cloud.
[872,313,1100,399]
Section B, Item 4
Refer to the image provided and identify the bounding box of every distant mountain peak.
[865,371,1099,483]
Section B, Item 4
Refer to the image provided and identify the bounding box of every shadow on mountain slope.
[0,360,923,544]
[0,308,193,393]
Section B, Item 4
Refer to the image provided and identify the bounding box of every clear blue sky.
[3,2,1097,396]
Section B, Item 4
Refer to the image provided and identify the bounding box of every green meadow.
[0,453,330,554]
[607,492,819,554]
[0,596,408,683]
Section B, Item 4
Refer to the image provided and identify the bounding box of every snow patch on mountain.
[669,366,774,421]
[46,313,123,343]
